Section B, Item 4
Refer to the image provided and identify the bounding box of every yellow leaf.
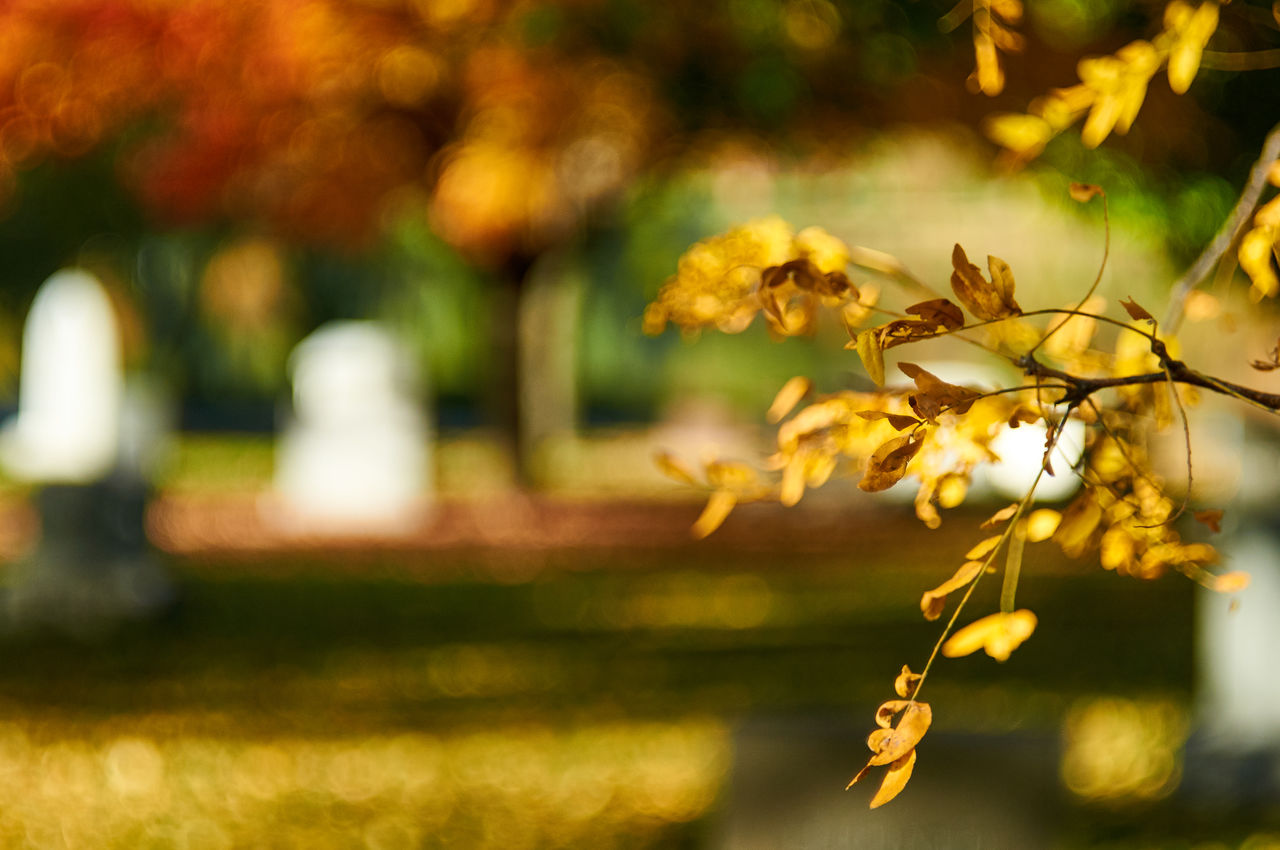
[942,610,1038,662]
[867,702,932,766]
[1025,509,1062,543]
[876,699,913,728]
[854,328,886,387]
[920,560,985,621]
[692,490,736,539]
[1055,491,1103,557]
[870,750,917,809]
[1239,225,1280,298]
[767,376,812,423]
[894,664,922,699]
[984,113,1052,159]
[1269,161,1280,187]
[1210,571,1250,593]
[966,535,1004,561]
[655,451,699,486]
[974,30,1003,96]
[1167,1,1218,94]
[982,502,1020,529]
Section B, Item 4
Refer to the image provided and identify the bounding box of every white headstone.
[1,269,122,483]
[271,321,430,534]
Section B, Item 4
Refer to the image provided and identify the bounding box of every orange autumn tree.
[647,0,1280,808]
[0,0,968,483]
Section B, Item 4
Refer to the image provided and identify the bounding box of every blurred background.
[0,0,1278,847]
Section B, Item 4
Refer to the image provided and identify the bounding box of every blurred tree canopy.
[0,0,1276,474]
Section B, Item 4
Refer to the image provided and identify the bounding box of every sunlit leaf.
[966,535,1003,561]
[942,610,1038,662]
[1239,225,1280,299]
[1025,509,1062,542]
[767,376,812,423]
[870,749,917,809]
[856,410,921,431]
[982,502,1020,529]
[692,490,736,539]
[853,328,886,386]
[920,560,984,621]
[984,112,1052,159]
[950,244,1022,320]
[859,433,924,492]
[655,451,699,486]
[867,702,932,766]
[894,664,922,699]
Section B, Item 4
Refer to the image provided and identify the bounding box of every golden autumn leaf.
[870,750,917,809]
[655,451,699,486]
[894,665,922,699]
[1166,0,1219,95]
[867,702,932,766]
[966,535,1004,561]
[1120,296,1156,324]
[852,328,886,386]
[950,244,1022,320]
[859,433,925,492]
[692,489,736,539]
[985,112,1053,159]
[1025,509,1062,542]
[767,376,812,423]
[920,560,985,621]
[856,410,922,432]
[942,610,1038,662]
[982,502,1020,529]
[1239,225,1280,299]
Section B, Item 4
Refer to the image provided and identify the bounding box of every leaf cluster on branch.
[646,0,1280,808]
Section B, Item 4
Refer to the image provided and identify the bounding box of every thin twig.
[1165,120,1280,331]
[1033,190,1109,357]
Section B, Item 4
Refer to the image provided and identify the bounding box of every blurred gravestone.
[269,321,431,536]
[0,269,173,634]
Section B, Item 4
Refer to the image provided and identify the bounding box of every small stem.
[1000,520,1027,614]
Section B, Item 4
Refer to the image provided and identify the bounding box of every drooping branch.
[1164,120,1280,330]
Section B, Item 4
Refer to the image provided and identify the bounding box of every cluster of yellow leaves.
[1051,431,1244,590]
[985,1,1220,161]
[1239,161,1280,300]
[654,453,770,539]
[642,216,874,336]
[846,667,929,808]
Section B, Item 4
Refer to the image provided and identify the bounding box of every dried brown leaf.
[859,433,925,492]
[1194,509,1224,534]
[1120,296,1155,324]
[856,410,922,432]
[905,298,965,330]
[950,244,1022,320]
[899,362,981,421]
[1068,182,1104,203]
